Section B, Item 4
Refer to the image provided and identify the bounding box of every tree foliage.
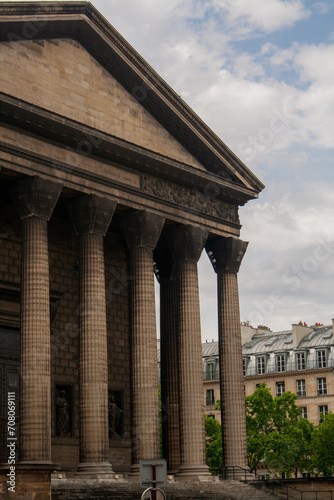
[311,413,334,476]
[245,384,315,477]
[204,415,222,473]
[208,386,334,478]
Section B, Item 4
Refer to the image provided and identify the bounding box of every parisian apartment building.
[204,321,334,426]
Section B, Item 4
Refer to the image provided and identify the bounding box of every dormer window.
[276,354,286,373]
[317,350,327,368]
[256,356,266,375]
[206,362,216,380]
[296,352,306,370]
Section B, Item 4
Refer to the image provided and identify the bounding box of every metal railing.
[203,370,220,380]
[243,359,334,377]
[203,360,333,380]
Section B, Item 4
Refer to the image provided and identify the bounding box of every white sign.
[140,459,167,488]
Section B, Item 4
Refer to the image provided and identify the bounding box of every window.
[276,381,285,396]
[296,352,306,370]
[300,407,307,419]
[276,354,285,373]
[243,358,246,376]
[317,350,327,368]
[319,405,328,422]
[206,389,215,406]
[317,377,327,395]
[256,356,266,375]
[206,363,215,380]
[297,379,306,397]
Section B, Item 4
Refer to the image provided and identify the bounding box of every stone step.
[52,479,280,500]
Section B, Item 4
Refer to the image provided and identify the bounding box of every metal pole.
[152,465,157,500]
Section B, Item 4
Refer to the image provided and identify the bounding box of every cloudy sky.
[9,0,334,338]
[86,0,334,338]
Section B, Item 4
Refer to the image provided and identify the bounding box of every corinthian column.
[121,211,165,474]
[166,225,210,480]
[154,249,180,473]
[206,236,248,471]
[69,194,117,477]
[10,176,62,463]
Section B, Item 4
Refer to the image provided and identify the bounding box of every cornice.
[245,367,333,381]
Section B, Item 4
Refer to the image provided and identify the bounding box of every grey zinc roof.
[242,330,293,354]
[202,341,219,357]
[200,325,333,357]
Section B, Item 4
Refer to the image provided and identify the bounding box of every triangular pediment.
[0,38,207,172]
[0,1,264,201]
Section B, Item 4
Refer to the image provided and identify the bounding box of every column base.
[127,463,140,477]
[175,464,213,482]
[75,462,114,479]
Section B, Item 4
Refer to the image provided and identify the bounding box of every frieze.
[142,175,240,224]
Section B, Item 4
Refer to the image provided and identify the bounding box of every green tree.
[265,418,314,477]
[245,384,314,477]
[204,415,222,473]
[312,413,334,476]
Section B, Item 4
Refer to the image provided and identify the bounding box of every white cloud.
[211,0,310,35]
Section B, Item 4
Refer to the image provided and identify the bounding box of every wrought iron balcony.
[203,370,220,381]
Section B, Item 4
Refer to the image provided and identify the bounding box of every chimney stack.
[292,323,313,348]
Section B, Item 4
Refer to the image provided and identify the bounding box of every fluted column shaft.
[130,246,160,462]
[206,236,248,469]
[79,232,109,464]
[177,259,206,468]
[157,254,180,473]
[21,216,51,461]
[10,176,63,462]
[121,211,165,472]
[218,270,247,466]
[166,225,210,479]
[69,194,116,475]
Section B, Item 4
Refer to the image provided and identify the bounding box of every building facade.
[204,322,334,427]
[0,2,264,497]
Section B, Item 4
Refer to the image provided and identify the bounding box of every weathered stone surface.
[206,236,248,273]
[9,178,62,463]
[166,225,210,479]
[70,198,115,476]
[9,175,63,221]
[206,236,249,468]
[121,211,165,472]
[69,194,117,236]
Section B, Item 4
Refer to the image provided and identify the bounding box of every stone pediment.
[0,38,207,173]
[0,1,264,204]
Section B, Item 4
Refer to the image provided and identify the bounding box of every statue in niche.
[56,389,70,435]
[108,395,123,438]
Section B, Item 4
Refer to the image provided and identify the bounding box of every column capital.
[9,175,63,221]
[121,210,165,250]
[166,225,209,263]
[69,194,117,236]
[206,236,248,273]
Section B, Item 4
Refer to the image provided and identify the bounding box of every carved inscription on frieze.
[141,175,239,224]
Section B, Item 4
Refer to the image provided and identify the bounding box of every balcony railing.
[203,370,220,381]
[243,358,334,377]
[203,359,333,380]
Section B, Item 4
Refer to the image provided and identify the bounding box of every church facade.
[0,2,263,497]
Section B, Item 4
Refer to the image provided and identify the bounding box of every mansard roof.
[0,1,264,205]
[243,326,334,355]
[201,325,334,359]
